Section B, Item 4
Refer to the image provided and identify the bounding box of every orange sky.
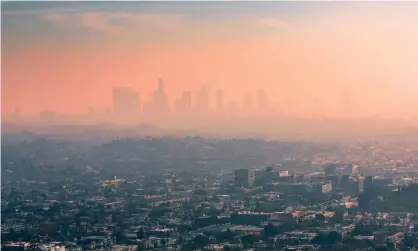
[2,2,418,119]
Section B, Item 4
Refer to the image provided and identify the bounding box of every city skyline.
[3,1,418,120]
[110,79,274,118]
[4,76,418,123]
[4,77,276,123]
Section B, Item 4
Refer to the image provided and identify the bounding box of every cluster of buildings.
[5,78,273,126]
[112,79,271,124]
[234,164,365,198]
[3,137,418,250]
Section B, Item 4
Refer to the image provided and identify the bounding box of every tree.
[49,203,62,215]
[310,234,325,245]
[137,228,145,239]
[193,234,210,248]
[351,223,376,236]
[161,238,167,247]
[375,245,389,251]
[223,245,232,251]
[315,214,326,222]
[218,229,236,242]
[8,228,18,242]
[331,243,348,251]
[358,192,373,208]
[277,221,297,233]
[263,223,279,237]
[298,219,319,228]
[112,229,126,244]
[331,209,345,224]
[325,231,342,245]
[241,234,259,248]
[403,233,416,247]
[148,209,165,219]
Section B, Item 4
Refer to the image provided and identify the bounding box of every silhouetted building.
[326,175,341,190]
[234,169,255,188]
[265,166,274,172]
[144,78,171,118]
[294,173,305,183]
[340,175,364,196]
[306,181,333,194]
[194,84,209,113]
[364,176,374,192]
[324,164,336,176]
[216,89,224,111]
[175,91,192,114]
[374,177,393,187]
[358,176,365,193]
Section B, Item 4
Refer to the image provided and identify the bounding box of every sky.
[2,1,418,119]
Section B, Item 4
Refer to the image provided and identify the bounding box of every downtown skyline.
[112,78,274,122]
[5,76,361,123]
[3,75,418,126]
[2,1,418,121]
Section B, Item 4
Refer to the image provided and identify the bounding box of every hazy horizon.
[3,2,418,125]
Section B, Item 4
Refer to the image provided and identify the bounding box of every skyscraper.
[364,176,374,192]
[234,169,255,188]
[216,89,224,111]
[154,78,170,113]
[144,78,171,118]
[175,91,192,114]
[194,84,209,112]
[112,87,140,123]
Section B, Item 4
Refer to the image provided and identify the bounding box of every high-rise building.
[175,91,192,114]
[234,169,255,188]
[324,164,337,176]
[364,176,374,192]
[306,181,333,194]
[154,78,171,113]
[195,84,209,112]
[326,175,341,191]
[216,89,224,111]
[358,176,365,193]
[144,78,171,118]
[340,175,364,196]
[112,87,140,123]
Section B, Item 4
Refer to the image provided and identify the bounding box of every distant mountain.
[1,131,44,143]
[2,123,26,133]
